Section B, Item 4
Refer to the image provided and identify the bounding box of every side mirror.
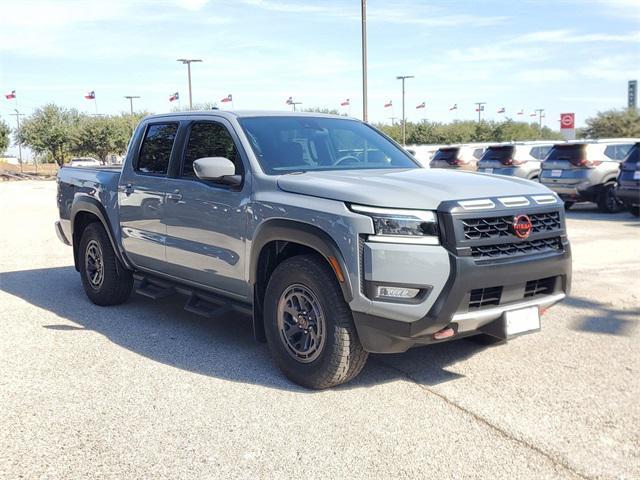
[193,157,241,186]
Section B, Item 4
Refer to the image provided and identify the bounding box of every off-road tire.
[79,222,133,306]
[597,183,623,213]
[263,254,368,389]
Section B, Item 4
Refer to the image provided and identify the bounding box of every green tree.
[579,108,640,139]
[72,114,143,162]
[380,119,562,145]
[0,119,10,154]
[302,107,342,115]
[16,104,82,166]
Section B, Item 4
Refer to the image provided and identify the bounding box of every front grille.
[471,237,562,259]
[469,286,502,309]
[462,211,561,240]
[525,277,556,298]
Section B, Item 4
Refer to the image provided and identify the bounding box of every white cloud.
[515,29,640,44]
[175,0,210,10]
[578,54,640,81]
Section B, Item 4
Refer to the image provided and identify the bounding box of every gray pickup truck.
[56,111,571,389]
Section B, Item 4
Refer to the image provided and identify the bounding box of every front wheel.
[263,255,368,389]
[630,206,640,217]
[79,222,133,306]
[597,183,623,213]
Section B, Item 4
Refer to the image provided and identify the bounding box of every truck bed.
[57,165,123,245]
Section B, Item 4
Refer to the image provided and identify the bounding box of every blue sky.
[1,0,639,142]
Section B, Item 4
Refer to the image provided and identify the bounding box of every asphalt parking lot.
[1,180,638,479]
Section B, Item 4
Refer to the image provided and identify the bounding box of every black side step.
[133,272,252,319]
[134,275,175,300]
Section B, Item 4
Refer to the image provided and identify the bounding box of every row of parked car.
[407,139,640,215]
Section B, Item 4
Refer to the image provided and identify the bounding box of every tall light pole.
[10,109,24,173]
[475,102,486,122]
[361,0,368,122]
[176,58,203,109]
[535,108,545,128]
[124,95,140,115]
[396,75,414,145]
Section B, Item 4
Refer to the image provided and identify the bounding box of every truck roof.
[143,110,351,121]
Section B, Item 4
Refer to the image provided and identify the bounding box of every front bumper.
[352,244,572,353]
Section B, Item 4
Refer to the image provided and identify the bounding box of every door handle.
[167,190,183,201]
[122,183,134,196]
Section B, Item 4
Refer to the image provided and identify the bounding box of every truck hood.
[276,168,552,210]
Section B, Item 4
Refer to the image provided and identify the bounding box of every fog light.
[376,286,420,299]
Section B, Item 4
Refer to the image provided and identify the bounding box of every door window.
[136,123,179,175]
[182,122,242,177]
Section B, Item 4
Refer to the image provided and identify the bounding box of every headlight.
[350,204,439,245]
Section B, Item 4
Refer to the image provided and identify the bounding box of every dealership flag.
[384,100,392,108]
[497,107,505,113]
[416,101,426,109]
[529,112,537,117]
[449,103,457,111]
[475,105,485,112]
[169,92,179,102]
[221,94,232,103]
[4,90,16,100]
[84,90,95,100]
[517,109,524,115]
[340,98,350,106]
[285,96,293,105]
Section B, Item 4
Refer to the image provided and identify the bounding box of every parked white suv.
[429,143,490,171]
[67,157,101,167]
[477,141,556,180]
[404,144,447,168]
[540,139,639,212]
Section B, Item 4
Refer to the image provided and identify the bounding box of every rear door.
[162,118,251,298]
[430,147,460,168]
[118,122,179,271]
[477,145,514,173]
[540,144,588,186]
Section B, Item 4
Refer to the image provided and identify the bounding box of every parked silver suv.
[477,141,555,180]
[540,139,639,212]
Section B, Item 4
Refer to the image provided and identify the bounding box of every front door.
[118,122,179,272]
[163,119,250,299]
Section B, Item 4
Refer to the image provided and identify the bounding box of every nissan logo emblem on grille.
[512,215,533,239]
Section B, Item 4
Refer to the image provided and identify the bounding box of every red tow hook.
[432,327,455,340]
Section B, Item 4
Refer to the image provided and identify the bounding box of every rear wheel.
[263,254,368,389]
[630,206,640,217]
[597,183,623,213]
[79,222,133,306]
[564,201,574,210]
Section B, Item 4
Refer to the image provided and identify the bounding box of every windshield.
[238,116,418,175]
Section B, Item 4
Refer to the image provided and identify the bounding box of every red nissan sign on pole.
[560,113,575,139]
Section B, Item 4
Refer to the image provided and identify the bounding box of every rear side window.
[136,123,179,175]
[472,148,485,159]
[530,145,552,160]
[182,121,241,177]
[433,148,459,161]
[604,144,633,161]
